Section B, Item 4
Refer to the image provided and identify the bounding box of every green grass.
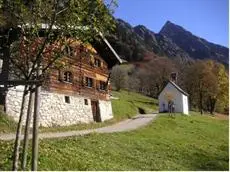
[0,113,228,171]
[40,118,117,133]
[111,90,158,120]
[0,109,17,134]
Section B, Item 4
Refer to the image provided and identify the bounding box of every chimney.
[170,72,177,83]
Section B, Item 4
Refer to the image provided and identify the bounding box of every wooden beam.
[0,80,43,86]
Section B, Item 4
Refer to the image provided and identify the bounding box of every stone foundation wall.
[5,86,113,127]
[99,100,113,121]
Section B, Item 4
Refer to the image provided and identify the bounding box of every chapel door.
[91,100,101,122]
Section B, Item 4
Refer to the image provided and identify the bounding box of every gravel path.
[0,114,158,141]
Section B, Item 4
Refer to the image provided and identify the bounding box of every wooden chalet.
[0,28,122,126]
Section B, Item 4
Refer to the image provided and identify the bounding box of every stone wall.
[5,86,29,124]
[99,100,113,121]
[6,86,113,127]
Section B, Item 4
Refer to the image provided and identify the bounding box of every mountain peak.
[134,25,148,30]
[135,24,146,28]
[158,20,228,64]
[106,18,228,65]
[163,20,177,28]
[134,25,156,35]
[165,20,173,25]
[160,20,186,35]
[116,18,133,29]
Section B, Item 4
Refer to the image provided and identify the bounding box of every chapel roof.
[168,81,189,96]
[159,80,189,97]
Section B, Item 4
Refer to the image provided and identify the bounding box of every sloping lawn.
[0,113,228,170]
[0,110,17,134]
[111,90,158,119]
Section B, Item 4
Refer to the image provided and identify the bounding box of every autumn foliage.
[111,56,228,114]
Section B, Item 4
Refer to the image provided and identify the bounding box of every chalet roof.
[98,32,122,64]
[0,25,123,69]
[91,33,123,69]
[38,25,123,66]
[38,24,123,67]
[159,80,189,97]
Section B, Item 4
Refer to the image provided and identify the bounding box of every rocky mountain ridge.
[106,19,228,65]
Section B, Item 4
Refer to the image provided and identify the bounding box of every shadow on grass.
[187,146,229,170]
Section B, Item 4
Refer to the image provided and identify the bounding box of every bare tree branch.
[28,1,58,79]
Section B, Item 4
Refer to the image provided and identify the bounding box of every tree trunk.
[12,85,28,171]
[199,91,203,115]
[21,87,34,170]
[210,98,216,115]
[32,68,41,171]
[188,94,193,110]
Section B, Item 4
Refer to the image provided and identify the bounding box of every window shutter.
[96,80,100,90]
[101,61,103,68]
[91,78,94,88]
[82,77,86,86]
[58,70,64,81]
[90,56,94,66]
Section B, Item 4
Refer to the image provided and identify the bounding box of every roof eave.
[169,81,189,96]
[98,32,123,64]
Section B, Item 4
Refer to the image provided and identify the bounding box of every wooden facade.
[43,41,111,101]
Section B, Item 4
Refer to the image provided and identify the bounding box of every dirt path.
[0,114,157,141]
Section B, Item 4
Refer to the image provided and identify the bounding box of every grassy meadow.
[111,90,158,119]
[0,113,228,170]
[0,109,17,134]
[0,91,228,170]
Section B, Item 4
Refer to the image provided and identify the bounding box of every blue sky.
[111,0,229,47]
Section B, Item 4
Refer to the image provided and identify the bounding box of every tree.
[110,65,127,91]
[210,61,228,114]
[182,60,228,115]
[136,57,177,98]
[126,66,140,93]
[0,0,116,170]
[183,61,214,114]
[202,61,218,115]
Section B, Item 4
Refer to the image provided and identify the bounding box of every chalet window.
[79,45,84,53]
[85,77,93,88]
[94,59,101,67]
[84,99,88,105]
[65,96,70,104]
[63,71,73,83]
[64,45,74,57]
[99,81,107,90]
